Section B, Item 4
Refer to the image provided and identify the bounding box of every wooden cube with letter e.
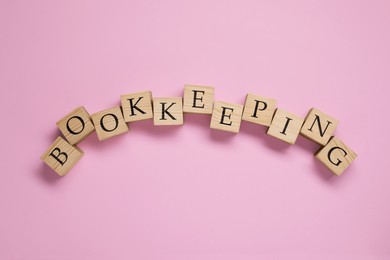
[210,101,243,133]
[183,85,214,114]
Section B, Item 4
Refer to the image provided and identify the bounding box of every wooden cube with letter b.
[267,108,304,144]
[315,136,357,176]
[153,97,184,125]
[56,106,95,145]
[210,101,243,133]
[183,85,214,114]
[41,136,84,176]
[300,108,339,146]
[121,91,153,122]
[91,107,129,141]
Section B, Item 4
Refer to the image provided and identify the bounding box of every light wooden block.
[242,93,277,126]
[91,107,129,141]
[153,97,184,125]
[40,136,84,176]
[210,101,243,133]
[120,91,153,122]
[183,85,214,114]
[315,136,357,176]
[267,108,304,144]
[300,108,339,146]
[56,106,95,145]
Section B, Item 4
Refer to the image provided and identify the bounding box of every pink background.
[1,0,389,259]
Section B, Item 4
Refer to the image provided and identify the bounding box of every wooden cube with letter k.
[121,91,153,122]
[153,97,184,125]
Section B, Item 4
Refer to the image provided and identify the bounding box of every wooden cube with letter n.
[242,93,277,126]
[210,101,243,133]
[300,108,339,146]
[91,107,129,141]
[56,106,95,145]
[41,136,84,176]
[315,136,357,176]
[267,108,304,144]
[183,85,214,114]
[153,97,184,125]
[121,91,153,122]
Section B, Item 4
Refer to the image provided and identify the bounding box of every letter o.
[66,116,85,135]
[100,113,119,132]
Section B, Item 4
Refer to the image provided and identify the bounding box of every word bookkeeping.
[41,85,357,177]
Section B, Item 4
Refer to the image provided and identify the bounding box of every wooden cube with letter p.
[242,93,277,126]
[120,91,153,122]
[183,85,214,114]
[41,136,84,176]
[301,108,339,146]
[267,108,304,144]
[153,97,184,125]
[56,106,95,145]
[315,136,357,176]
[91,107,129,141]
[210,101,243,133]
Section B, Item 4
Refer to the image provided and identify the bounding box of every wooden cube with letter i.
[267,108,304,144]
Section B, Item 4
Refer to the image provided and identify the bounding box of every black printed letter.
[160,102,176,120]
[251,100,267,118]
[49,148,68,166]
[192,90,205,109]
[327,147,347,166]
[100,113,119,132]
[127,97,146,116]
[308,114,332,137]
[220,107,234,126]
[280,117,293,135]
[66,116,85,135]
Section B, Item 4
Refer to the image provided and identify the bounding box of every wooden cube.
[153,97,184,125]
[120,91,153,122]
[41,136,84,176]
[56,106,95,145]
[300,108,339,146]
[242,93,277,126]
[315,136,357,176]
[210,101,243,133]
[91,107,129,141]
[183,85,214,114]
[267,108,304,144]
